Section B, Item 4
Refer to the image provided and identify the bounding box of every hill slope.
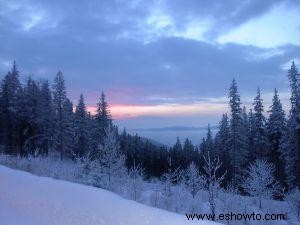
[0,165,218,225]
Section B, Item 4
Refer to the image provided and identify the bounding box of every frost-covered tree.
[201,152,226,217]
[285,188,300,223]
[242,159,279,209]
[128,160,144,201]
[75,152,95,185]
[97,126,126,190]
[288,61,300,111]
[162,157,182,210]
[184,162,203,199]
[266,89,286,184]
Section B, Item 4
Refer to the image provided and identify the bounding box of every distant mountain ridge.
[130,125,218,132]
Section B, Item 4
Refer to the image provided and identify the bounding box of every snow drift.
[0,165,218,225]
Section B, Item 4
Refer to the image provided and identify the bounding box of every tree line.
[0,61,299,191]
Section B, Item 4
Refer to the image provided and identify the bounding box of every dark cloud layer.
[0,0,299,107]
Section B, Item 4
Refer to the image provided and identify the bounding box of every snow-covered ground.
[0,165,218,225]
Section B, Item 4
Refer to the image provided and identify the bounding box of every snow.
[0,165,219,225]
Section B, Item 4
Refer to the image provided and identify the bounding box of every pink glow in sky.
[87,102,227,120]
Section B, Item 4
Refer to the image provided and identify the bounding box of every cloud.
[218,3,300,47]
[0,0,299,128]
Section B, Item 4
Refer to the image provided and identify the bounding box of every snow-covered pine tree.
[241,106,250,164]
[228,79,247,186]
[52,71,68,160]
[266,89,286,185]
[248,109,256,163]
[252,88,268,159]
[242,159,279,209]
[289,61,299,111]
[281,62,300,188]
[95,92,112,146]
[74,94,89,158]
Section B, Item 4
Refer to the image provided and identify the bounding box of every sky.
[0,0,300,140]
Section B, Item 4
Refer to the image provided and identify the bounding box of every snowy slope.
[0,165,218,225]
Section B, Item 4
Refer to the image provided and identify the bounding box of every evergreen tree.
[288,61,299,111]
[182,138,195,167]
[0,61,22,154]
[22,77,40,156]
[170,137,183,170]
[214,114,231,183]
[52,71,68,160]
[62,98,75,158]
[228,79,247,186]
[281,62,300,188]
[241,106,250,164]
[252,88,268,159]
[199,124,215,164]
[266,89,286,185]
[95,92,112,142]
[74,94,88,158]
[37,80,53,156]
[248,109,256,162]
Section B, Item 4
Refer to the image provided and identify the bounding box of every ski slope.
[0,165,218,225]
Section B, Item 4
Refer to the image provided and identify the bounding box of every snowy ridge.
[0,165,219,225]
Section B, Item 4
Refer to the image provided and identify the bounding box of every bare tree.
[162,157,182,210]
[201,152,226,218]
